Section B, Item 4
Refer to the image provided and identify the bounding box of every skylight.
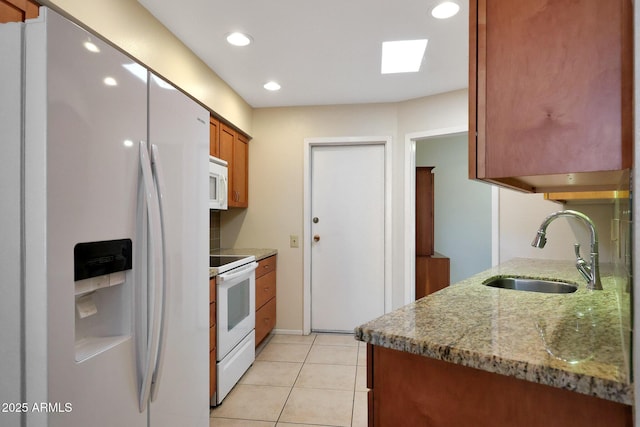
[381,39,428,74]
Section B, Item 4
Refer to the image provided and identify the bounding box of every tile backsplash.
[610,172,632,381]
[210,210,221,252]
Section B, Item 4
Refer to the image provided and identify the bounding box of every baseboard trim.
[272,328,305,335]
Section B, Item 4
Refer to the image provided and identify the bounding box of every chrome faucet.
[531,210,602,290]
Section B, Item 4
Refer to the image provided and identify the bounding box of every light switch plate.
[290,235,299,248]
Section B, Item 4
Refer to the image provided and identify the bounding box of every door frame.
[303,136,392,335]
[404,126,500,304]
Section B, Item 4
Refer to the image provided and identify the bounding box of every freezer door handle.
[149,143,168,402]
[138,141,164,413]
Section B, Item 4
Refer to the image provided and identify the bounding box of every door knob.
[313,217,319,223]
[313,235,321,242]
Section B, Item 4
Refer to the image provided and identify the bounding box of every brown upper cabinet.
[469,0,633,193]
[1,0,39,23]
[209,116,219,158]
[211,116,249,208]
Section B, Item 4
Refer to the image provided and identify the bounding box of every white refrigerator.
[0,8,209,427]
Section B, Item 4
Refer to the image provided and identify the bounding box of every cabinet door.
[255,298,276,347]
[415,167,434,256]
[470,0,632,192]
[218,122,249,208]
[219,123,235,202]
[209,116,219,158]
[232,133,248,207]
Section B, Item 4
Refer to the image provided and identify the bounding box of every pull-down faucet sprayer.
[531,210,602,291]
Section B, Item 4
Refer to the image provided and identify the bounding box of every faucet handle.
[574,243,582,259]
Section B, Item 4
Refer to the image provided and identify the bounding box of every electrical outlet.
[290,235,299,248]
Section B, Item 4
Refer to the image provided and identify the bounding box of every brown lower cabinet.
[367,344,632,427]
[255,255,276,347]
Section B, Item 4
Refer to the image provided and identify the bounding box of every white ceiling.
[137,0,469,108]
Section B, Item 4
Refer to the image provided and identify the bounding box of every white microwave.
[209,156,228,210]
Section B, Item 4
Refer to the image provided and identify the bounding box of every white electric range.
[210,254,257,405]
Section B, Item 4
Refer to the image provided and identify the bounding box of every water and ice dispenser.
[74,239,133,362]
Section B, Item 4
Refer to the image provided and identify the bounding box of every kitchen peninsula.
[356,258,632,426]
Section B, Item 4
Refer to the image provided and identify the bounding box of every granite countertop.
[209,248,277,277]
[355,258,633,405]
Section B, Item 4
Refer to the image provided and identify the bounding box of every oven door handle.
[217,262,258,284]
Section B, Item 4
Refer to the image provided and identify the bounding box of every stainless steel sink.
[483,277,578,294]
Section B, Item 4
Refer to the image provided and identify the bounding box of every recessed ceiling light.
[264,81,281,91]
[103,77,118,86]
[226,32,252,47]
[381,39,428,74]
[83,41,100,53]
[431,1,460,19]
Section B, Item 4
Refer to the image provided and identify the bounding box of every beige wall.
[222,103,399,332]
[39,0,253,134]
[223,91,471,333]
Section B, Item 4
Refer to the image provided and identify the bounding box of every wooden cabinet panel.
[368,345,631,426]
[0,0,39,23]
[255,297,276,346]
[219,123,234,165]
[415,167,434,256]
[232,133,248,207]
[209,325,216,352]
[255,271,276,310]
[209,116,219,158]
[256,255,276,279]
[470,0,632,192]
[255,255,277,347]
[218,123,249,207]
[415,255,449,299]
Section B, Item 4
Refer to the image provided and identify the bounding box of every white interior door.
[310,143,385,332]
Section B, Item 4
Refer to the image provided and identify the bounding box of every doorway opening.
[404,127,499,303]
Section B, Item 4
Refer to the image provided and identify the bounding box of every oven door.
[216,261,257,360]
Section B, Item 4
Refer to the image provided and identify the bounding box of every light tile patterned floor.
[210,333,368,427]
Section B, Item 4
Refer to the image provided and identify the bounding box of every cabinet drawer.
[256,256,276,279]
[255,271,276,310]
[255,297,276,347]
[209,278,216,303]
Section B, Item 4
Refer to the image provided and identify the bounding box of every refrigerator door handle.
[138,141,164,413]
[149,143,168,402]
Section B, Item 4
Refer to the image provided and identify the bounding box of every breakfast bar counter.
[355,258,632,405]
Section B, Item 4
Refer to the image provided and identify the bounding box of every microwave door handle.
[220,174,227,205]
[217,262,258,284]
